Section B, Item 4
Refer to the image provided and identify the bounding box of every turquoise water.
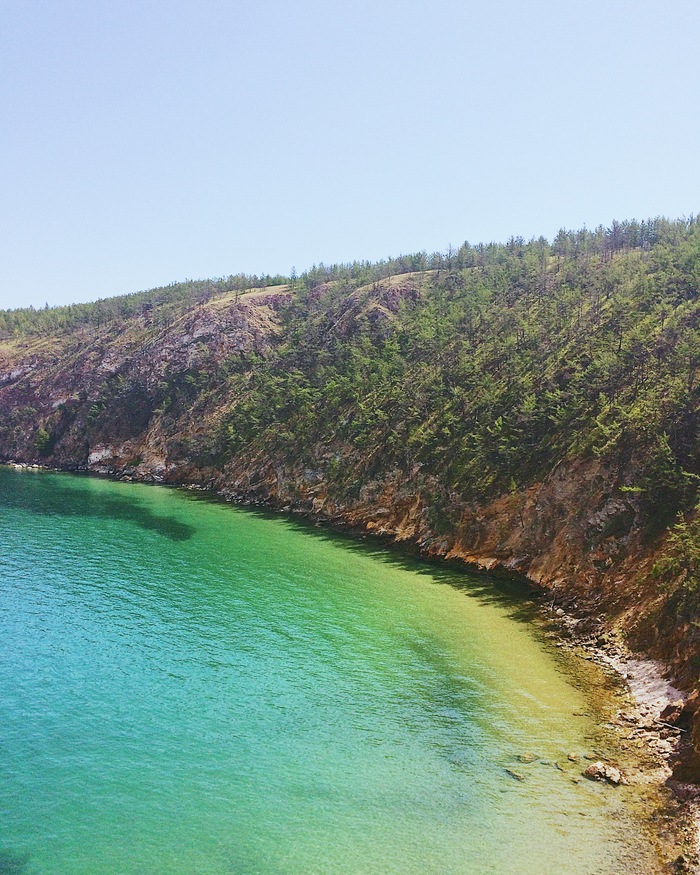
[0,468,657,874]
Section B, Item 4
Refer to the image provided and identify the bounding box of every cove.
[0,468,661,874]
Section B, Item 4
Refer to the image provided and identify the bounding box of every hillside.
[2,216,700,763]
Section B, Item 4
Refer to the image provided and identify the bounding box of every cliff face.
[0,287,290,475]
[2,230,700,760]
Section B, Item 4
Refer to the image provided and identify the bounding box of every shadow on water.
[182,491,540,625]
[0,851,30,875]
[3,467,538,620]
[0,469,194,542]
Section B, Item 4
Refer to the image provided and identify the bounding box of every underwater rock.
[517,752,538,763]
[505,768,527,781]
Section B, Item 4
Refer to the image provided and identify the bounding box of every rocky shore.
[542,602,700,874]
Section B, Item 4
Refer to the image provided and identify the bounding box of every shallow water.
[0,468,658,873]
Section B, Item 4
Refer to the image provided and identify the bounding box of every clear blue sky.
[1,0,699,310]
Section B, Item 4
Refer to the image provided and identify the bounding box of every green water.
[0,468,658,874]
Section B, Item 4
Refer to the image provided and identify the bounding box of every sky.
[1,0,699,311]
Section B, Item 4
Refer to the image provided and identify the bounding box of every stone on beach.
[659,700,685,726]
[583,761,626,785]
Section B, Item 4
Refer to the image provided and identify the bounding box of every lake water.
[0,468,660,873]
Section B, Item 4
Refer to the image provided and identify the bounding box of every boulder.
[659,700,684,726]
[583,761,626,785]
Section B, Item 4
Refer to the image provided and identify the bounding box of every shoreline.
[4,459,700,871]
[542,604,700,873]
